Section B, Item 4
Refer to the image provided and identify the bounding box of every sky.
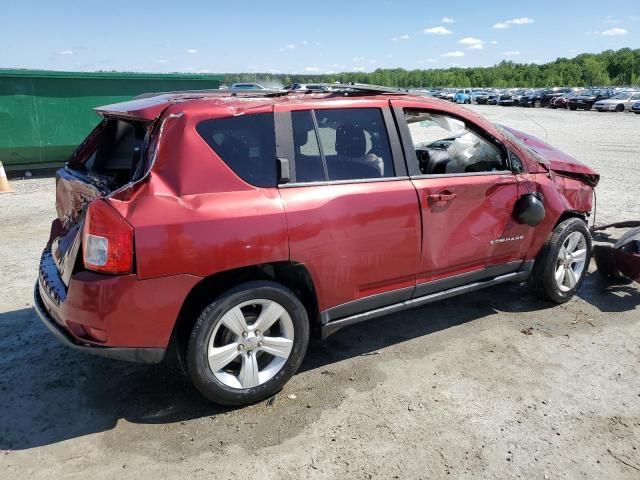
[1,0,638,74]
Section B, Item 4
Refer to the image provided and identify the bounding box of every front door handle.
[428,192,457,203]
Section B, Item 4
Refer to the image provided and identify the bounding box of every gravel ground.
[1,106,639,479]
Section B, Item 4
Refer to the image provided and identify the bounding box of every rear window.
[197,113,277,187]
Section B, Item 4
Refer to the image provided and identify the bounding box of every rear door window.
[197,113,277,187]
[290,108,394,183]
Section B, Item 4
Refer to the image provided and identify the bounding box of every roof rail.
[134,88,289,100]
[323,83,410,96]
[133,83,411,101]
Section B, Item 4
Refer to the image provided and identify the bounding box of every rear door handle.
[428,193,457,202]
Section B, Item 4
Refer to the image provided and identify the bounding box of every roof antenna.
[517,109,549,143]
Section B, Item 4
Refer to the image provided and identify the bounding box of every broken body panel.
[593,221,640,283]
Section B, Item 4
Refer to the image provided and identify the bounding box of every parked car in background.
[594,91,640,112]
[283,83,331,92]
[568,89,614,110]
[498,90,516,106]
[486,91,500,105]
[454,88,472,104]
[542,87,573,106]
[498,89,528,106]
[519,89,547,108]
[632,101,640,114]
[472,91,491,104]
[550,89,585,109]
[34,84,599,406]
[229,83,266,90]
[436,88,457,101]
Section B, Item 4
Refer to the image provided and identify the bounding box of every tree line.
[224,48,640,88]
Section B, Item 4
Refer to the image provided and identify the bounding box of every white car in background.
[594,91,640,112]
[229,83,266,90]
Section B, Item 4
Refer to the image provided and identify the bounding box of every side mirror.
[514,192,545,226]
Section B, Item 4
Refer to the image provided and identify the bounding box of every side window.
[290,108,395,183]
[403,109,506,175]
[196,113,276,187]
[315,108,394,181]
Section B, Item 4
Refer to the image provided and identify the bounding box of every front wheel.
[533,99,542,108]
[186,281,309,405]
[529,218,592,303]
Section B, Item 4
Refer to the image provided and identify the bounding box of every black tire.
[615,104,624,112]
[186,280,309,406]
[533,99,542,108]
[528,218,592,303]
[593,245,630,282]
[569,106,577,111]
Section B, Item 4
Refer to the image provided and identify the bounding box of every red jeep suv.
[35,85,599,405]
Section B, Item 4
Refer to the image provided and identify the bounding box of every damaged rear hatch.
[42,96,170,302]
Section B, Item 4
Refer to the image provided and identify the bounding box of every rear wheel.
[529,218,592,303]
[615,104,624,112]
[533,99,542,108]
[569,106,577,111]
[186,281,309,405]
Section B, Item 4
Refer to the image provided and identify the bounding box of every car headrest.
[293,128,310,149]
[336,125,367,158]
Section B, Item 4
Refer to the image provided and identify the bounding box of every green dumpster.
[0,69,223,171]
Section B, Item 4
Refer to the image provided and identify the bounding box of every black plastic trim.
[320,261,533,338]
[407,170,513,180]
[275,110,295,183]
[320,285,415,324]
[413,261,522,297]
[382,106,407,177]
[33,282,165,364]
[278,176,411,188]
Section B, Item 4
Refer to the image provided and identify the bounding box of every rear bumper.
[35,247,202,362]
[34,283,165,363]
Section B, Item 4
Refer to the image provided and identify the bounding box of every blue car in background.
[454,88,472,104]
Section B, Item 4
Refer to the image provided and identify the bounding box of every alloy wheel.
[207,299,294,389]
[554,232,588,292]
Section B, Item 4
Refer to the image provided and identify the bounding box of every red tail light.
[82,200,134,274]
